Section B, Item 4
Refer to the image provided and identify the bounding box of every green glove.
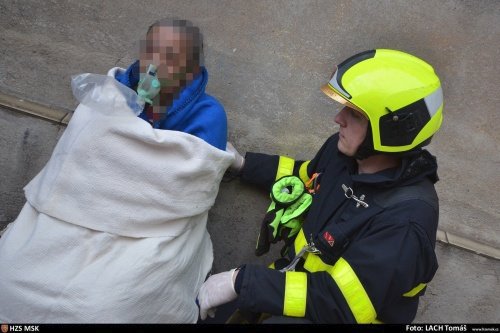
[255,176,312,256]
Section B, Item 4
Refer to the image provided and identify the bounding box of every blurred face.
[334,106,369,156]
[139,25,200,108]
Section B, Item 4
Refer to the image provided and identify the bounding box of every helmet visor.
[320,66,368,118]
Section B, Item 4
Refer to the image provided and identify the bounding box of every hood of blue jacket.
[115,61,227,150]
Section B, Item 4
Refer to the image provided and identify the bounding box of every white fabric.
[0,73,234,323]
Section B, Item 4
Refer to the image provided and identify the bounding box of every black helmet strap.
[354,123,376,160]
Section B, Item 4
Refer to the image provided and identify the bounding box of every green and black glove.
[255,175,312,256]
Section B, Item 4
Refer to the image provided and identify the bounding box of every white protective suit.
[0,73,234,322]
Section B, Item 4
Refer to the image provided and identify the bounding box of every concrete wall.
[1,0,498,248]
[1,0,499,323]
[0,107,64,225]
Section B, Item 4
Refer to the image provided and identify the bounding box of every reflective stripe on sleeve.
[299,160,311,184]
[403,283,426,297]
[283,271,307,317]
[276,156,295,180]
[293,229,377,323]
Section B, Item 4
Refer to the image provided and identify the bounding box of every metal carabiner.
[342,184,369,208]
[280,234,322,272]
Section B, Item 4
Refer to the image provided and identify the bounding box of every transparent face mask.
[137,64,161,105]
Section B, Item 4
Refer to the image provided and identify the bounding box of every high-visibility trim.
[424,87,443,118]
[303,249,326,272]
[403,283,426,297]
[299,161,311,184]
[326,258,377,323]
[293,229,377,323]
[276,156,295,180]
[283,271,307,317]
[294,228,307,253]
[268,262,276,269]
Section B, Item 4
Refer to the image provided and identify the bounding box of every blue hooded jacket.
[115,60,227,151]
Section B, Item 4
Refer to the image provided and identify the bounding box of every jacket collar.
[348,149,438,188]
[166,67,208,117]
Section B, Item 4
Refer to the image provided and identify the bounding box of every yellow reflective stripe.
[403,283,426,297]
[283,271,307,317]
[294,229,376,323]
[326,258,377,323]
[294,229,324,271]
[303,251,325,272]
[294,228,307,253]
[268,261,275,269]
[299,160,311,184]
[276,156,295,180]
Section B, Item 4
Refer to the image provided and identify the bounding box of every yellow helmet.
[321,49,443,153]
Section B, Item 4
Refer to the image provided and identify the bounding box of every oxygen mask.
[137,64,161,105]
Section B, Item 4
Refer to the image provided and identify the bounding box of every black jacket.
[236,133,439,323]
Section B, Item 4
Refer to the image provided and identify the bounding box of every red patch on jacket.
[323,231,335,247]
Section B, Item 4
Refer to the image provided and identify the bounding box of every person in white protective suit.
[0,19,235,323]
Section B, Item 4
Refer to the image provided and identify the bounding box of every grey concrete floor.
[0,0,499,323]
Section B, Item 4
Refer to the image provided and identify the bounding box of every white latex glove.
[226,142,245,173]
[197,269,238,320]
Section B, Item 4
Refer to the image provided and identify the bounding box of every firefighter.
[198,49,444,323]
